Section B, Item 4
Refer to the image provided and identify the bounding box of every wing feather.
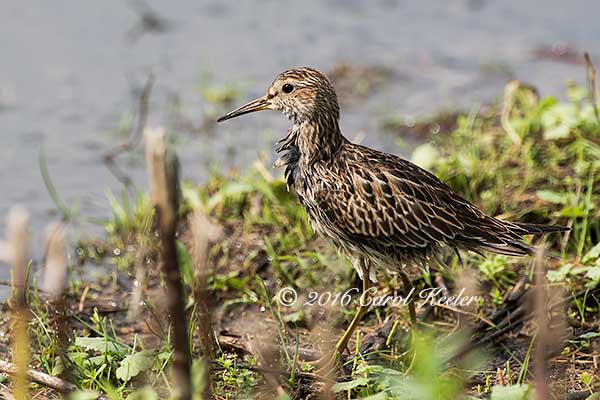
[311,145,535,257]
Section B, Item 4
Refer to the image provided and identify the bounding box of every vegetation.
[0,72,599,399]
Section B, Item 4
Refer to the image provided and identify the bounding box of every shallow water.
[1,0,599,294]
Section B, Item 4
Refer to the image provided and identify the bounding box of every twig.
[217,333,318,361]
[78,285,90,312]
[0,360,109,400]
[144,127,191,400]
[584,52,600,124]
[450,282,600,364]
[103,74,154,189]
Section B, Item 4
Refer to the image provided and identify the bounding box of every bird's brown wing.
[314,147,533,256]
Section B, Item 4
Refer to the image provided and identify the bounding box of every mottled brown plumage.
[218,67,568,359]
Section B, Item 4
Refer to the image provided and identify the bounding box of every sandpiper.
[218,67,568,361]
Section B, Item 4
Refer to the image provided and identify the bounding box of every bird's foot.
[305,351,342,378]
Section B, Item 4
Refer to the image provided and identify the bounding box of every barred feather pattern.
[270,68,567,282]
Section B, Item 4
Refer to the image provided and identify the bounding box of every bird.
[217,67,568,363]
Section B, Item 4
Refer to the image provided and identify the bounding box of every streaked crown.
[268,67,340,121]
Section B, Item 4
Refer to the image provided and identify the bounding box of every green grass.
[2,80,599,399]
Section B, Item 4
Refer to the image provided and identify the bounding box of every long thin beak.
[217,96,270,122]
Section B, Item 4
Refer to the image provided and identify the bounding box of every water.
[1,0,599,293]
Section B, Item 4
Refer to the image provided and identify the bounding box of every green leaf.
[360,393,389,400]
[128,386,159,400]
[75,337,128,354]
[541,103,577,140]
[332,377,369,393]
[411,143,439,170]
[559,205,587,218]
[585,266,600,288]
[579,332,600,340]
[583,243,600,264]
[68,391,102,400]
[177,241,194,289]
[207,182,254,210]
[116,350,154,383]
[490,384,532,400]
[535,190,566,204]
[546,263,573,282]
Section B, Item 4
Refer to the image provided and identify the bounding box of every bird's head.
[218,67,339,123]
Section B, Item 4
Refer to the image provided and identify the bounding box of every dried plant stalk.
[584,52,600,123]
[6,206,30,400]
[127,260,147,322]
[41,223,71,386]
[41,223,68,297]
[533,248,550,399]
[189,210,220,398]
[144,127,191,400]
[189,210,221,357]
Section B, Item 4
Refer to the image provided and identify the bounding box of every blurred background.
[1,0,599,254]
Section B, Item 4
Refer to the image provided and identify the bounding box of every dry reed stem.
[127,260,147,321]
[533,247,550,399]
[189,209,222,398]
[144,127,191,400]
[502,80,524,145]
[5,206,30,400]
[104,74,154,189]
[584,52,600,123]
[0,360,110,400]
[41,223,68,297]
[251,332,288,399]
[532,246,569,399]
[41,223,71,386]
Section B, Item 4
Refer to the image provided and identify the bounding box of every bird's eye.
[282,83,294,94]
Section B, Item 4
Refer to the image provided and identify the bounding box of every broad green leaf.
[535,190,566,204]
[490,384,532,400]
[559,205,587,218]
[75,337,128,354]
[116,350,154,383]
[68,391,102,400]
[360,393,389,400]
[128,386,159,400]
[546,263,573,282]
[579,332,600,340]
[583,243,600,264]
[585,266,600,288]
[332,377,369,392]
[541,103,577,140]
[207,182,254,210]
[411,143,439,170]
[544,125,571,140]
[182,183,203,210]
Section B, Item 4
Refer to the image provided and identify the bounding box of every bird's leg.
[399,271,417,327]
[333,277,371,355]
[309,278,371,373]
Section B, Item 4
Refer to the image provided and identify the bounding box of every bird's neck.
[293,114,345,166]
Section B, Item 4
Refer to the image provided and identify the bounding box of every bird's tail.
[512,222,571,235]
[469,221,570,257]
